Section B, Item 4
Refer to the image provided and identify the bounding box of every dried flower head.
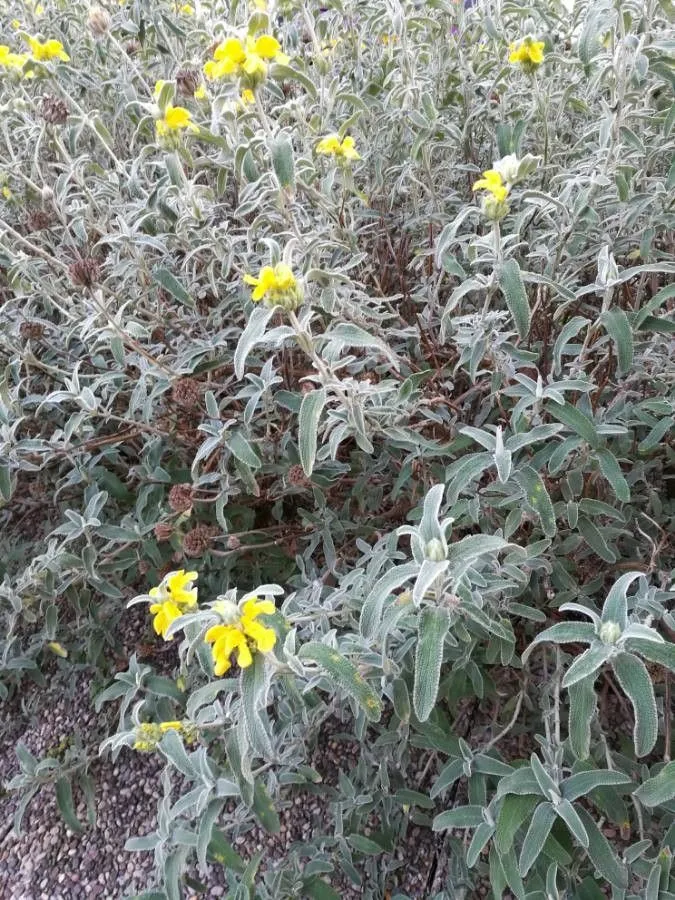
[168,483,194,513]
[41,95,68,125]
[68,257,101,287]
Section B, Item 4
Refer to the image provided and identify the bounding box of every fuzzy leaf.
[595,449,630,503]
[562,643,612,688]
[432,805,485,830]
[575,807,628,889]
[601,571,642,630]
[499,258,531,339]
[523,622,597,662]
[601,308,633,376]
[555,799,589,848]
[547,403,599,449]
[360,562,418,640]
[298,388,326,476]
[519,802,556,876]
[561,770,632,802]
[496,793,540,853]
[299,643,381,721]
[234,305,277,380]
[413,607,450,722]
[567,676,598,760]
[611,652,658,757]
[624,638,675,673]
[515,466,557,537]
[634,762,675,807]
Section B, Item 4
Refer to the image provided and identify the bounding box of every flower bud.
[424,538,446,561]
[599,621,621,645]
[88,6,111,36]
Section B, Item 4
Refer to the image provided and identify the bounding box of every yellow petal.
[236,640,253,668]
[253,35,281,58]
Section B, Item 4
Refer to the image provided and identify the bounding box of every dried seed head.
[20,321,45,341]
[226,535,241,550]
[171,377,202,409]
[182,523,216,558]
[154,522,174,542]
[41,95,69,126]
[68,257,101,288]
[125,40,141,56]
[151,326,167,343]
[176,66,200,97]
[168,483,194,513]
[288,464,307,486]
[25,209,52,232]
[88,6,111,36]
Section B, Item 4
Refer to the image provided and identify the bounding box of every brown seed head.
[41,95,69,126]
[168,483,194,513]
[68,257,101,288]
[171,377,202,409]
[182,523,216,558]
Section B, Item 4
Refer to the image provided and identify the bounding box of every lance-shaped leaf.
[240,653,274,760]
[555,798,589,848]
[575,807,628,888]
[432,805,485,831]
[624,637,675,673]
[496,766,544,799]
[601,571,642,630]
[611,652,658,757]
[634,762,675,807]
[299,643,381,721]
[523,622,597,664]
[561,770,632,802]
[412,559,448,606]
[601,307,633,376]
[496,793,540,853]
[562,642,613,689]
[567,676,598,760]
[547,402,600,449]
[595,448,630,503]
[430,758,465,799]
[413,607,450,722]
[360,562,418,640]
[298,388,326,476]
[499,258,531,339]
[515,466,557,537]
[234,305,277,379]
[467,821,495,868]
[519,802,556,876]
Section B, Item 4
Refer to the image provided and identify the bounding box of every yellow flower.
[203,33,288,81]
[204,597,276,675]
[316,133,360,161]
[27,36,70,62]
[0,44,30,70]
[177,2,194,12]
[156,104,197,138]
[158,720,183,732]
[47,641,68,658]
[508,37,545,71]
[193,83,207,100]
[240,88,255,106]
[243,262,300,309]
[472,169,509,202]
[148,569,198,639]
[153,79,167,101]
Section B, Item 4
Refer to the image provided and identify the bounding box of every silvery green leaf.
[270,133,295,189]
[419,483,446,542]
[227,431,261,469]
[298,387,326,476]
[547,402,599,449]
[496,794,540,854]
[413,607,450,722]
[623,638,675,673]
[360,562,418,639]
[298,643,381,721]
[522,622,597,663]
[595,449,630,503]
[600,308,633,376]
[505,424,564,453]
[496,767,544,799]
[611,653,658,757]
[561,770,632,802]
[575,807,628,889]
[467,821,495,867]
[619,623,664,644]
[430,758,464,799]
[158,730,194,778]
[494,427,512,483]
[567,676,598,760]
[577,516,616,563]
[516,466,557,538]
[234,305,277,380]
[531,754,560,799]
[562,643,613,688]
[499,258,531,340]
[459,425,496,452]
[634,762,675,807]
[519,802,556,876]
[322,323,399,369]
[445,451,493,504]
[601,571,643,630]
[196,799,223,871]
[432,805,485,830]
[240,653,274,760]
[559,602,600,626]
[412,559,448,606]
[555,799,588,848]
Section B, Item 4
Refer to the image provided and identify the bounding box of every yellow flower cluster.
[508,37,545,72]
[203,34,288,84]
[472,169,510,221]
[148,569,198,639]
[473,169,509,203]
[28,36,70,62]
[1,36,69,73]
[133,720,195,752]
[205,597,277,675]
[152,81,198,139]
[0,44,30,71]
[316,133,360,162]
[244,262,302,310]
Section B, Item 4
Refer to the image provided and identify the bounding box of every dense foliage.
[1,0,674,897]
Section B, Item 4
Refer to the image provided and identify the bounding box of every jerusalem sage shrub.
[0,0,674,897]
